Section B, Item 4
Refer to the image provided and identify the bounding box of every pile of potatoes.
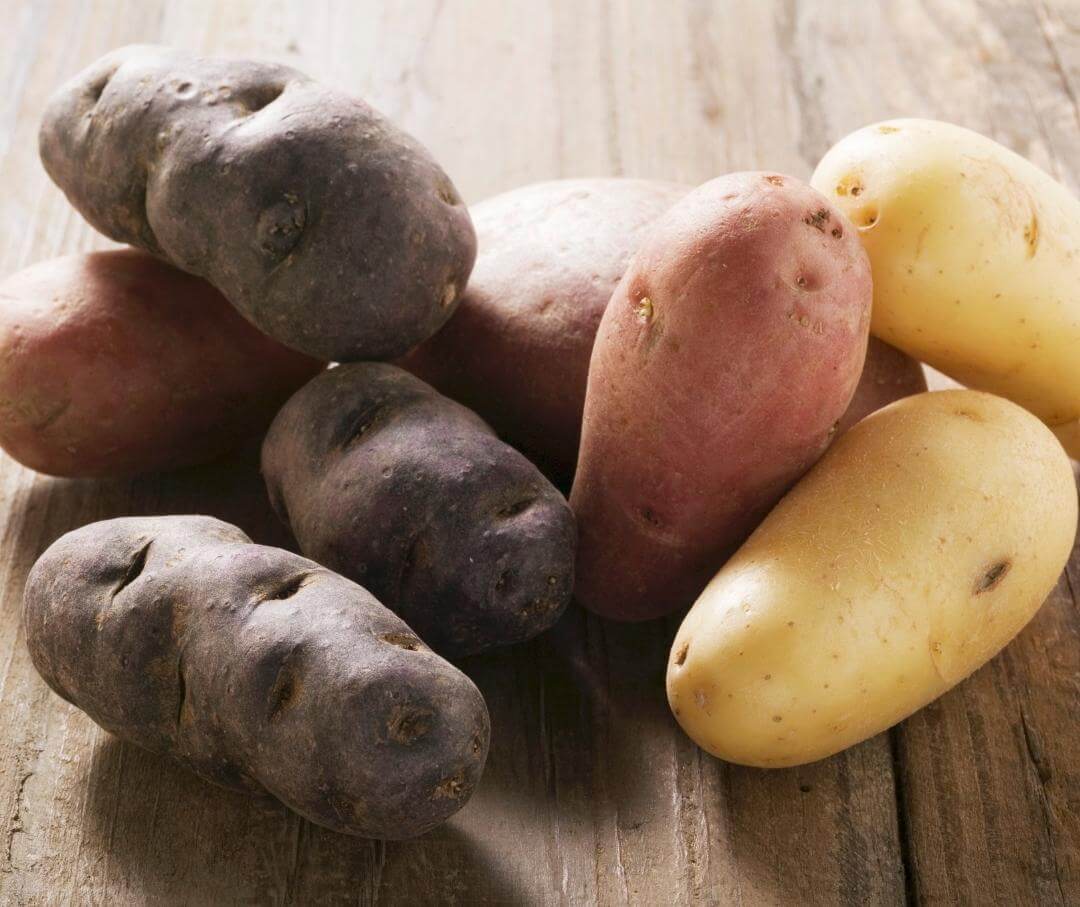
[11,47,1078,839]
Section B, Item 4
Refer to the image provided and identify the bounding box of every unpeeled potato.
[667,390,1077,768]
[812,118,1080,457]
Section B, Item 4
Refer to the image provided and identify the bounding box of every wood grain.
[0,1,1076,904]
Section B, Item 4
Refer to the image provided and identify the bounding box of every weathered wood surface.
[0,1,1077,904]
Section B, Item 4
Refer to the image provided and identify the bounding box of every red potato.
[400,179,690,483]
[401,180,915,485]
[837,337,927,435]
[570,172,872,622]
[0,249,323,477]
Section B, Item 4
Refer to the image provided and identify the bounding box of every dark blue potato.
[22,516,490,839]
[38,45,476,362]
[261,364,576,658]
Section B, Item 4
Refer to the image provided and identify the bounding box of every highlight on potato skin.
[667,390,1078,769]
[0,249,322,477]
[262,363,576,658]
[570,171,872,623]
[38,44,477,362]
[812,117,1080,458]
[22,515,491,839]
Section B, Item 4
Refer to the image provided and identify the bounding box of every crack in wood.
[888,728,918,907]
[2,768,33,873]
[1018,704,1067,905]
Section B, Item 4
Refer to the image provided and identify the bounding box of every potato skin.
[23,515,490,838]
[400,179,690,482]
[836,337,926,435]
[39,45,476,362]
[400,180,916,482]
[811,118,1080,457]
[0,250,321,477]
[261,363,576,657]
[667,391,1078,768]
[569,172,872,622]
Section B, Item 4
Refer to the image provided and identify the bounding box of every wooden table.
[1,1,1078,903]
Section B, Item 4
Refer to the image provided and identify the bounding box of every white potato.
[667,390,1077,768]
[812,118,1080,457]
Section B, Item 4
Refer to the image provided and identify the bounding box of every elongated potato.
[811,118,1080,457]
[570,172,872,622]
[262,363,576,657]
[667,390,1078,768]
[400,179,690,482]
[0,250,321,477]
[23,516,490,838]
[39,45,476,361]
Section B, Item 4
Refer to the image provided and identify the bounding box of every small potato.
[23,515,490,839]
[39,45,476,361]
[836,337,926,435]
[400,179,690,482]
[0,250,321,477]
[668,391,1078,768]
[570,172,871,622]
[812,118,1080,457]
[262,364,576,657]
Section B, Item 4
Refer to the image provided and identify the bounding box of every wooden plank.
[0,0,1075,904]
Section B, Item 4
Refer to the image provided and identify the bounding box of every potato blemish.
[380,631,422,651]
[803,208,831,232]
[1024,212,1039,258]
[433,769,467,799]
[674,641,689,666]
[974,559,1011,595]
[387,704,434,745]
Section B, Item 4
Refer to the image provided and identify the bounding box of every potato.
[811,118,1080,458]
[261,363,576,657]
[569,172,872,622]
[836,337,926,435]
[0,249,321,477]
[23,515,490,839]
[667,390,1078,768]
[39,45,476,362]
[400,179,690,482]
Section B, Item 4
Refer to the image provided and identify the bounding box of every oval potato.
[667,390,1078,768]
[39,45,476,362]
[811,118,1080,457]
[23,515,490,839]
[570,172,872,622]
[0,250,322,477]
[262,363,575,657]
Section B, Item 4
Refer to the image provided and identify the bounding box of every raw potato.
[811,118,1080,457]
[39,45,476,362]
[0,249,321,477]
[400,179,690,482]
[668,391,1078,768]
[570,172,872,622]
[400,179,918,483]
[262,363,576,657]
[23,515,490,838]
[836,337,927,435]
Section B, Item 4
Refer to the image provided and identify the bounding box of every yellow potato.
[666,390,1077,768]
[811,118,1080,457]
